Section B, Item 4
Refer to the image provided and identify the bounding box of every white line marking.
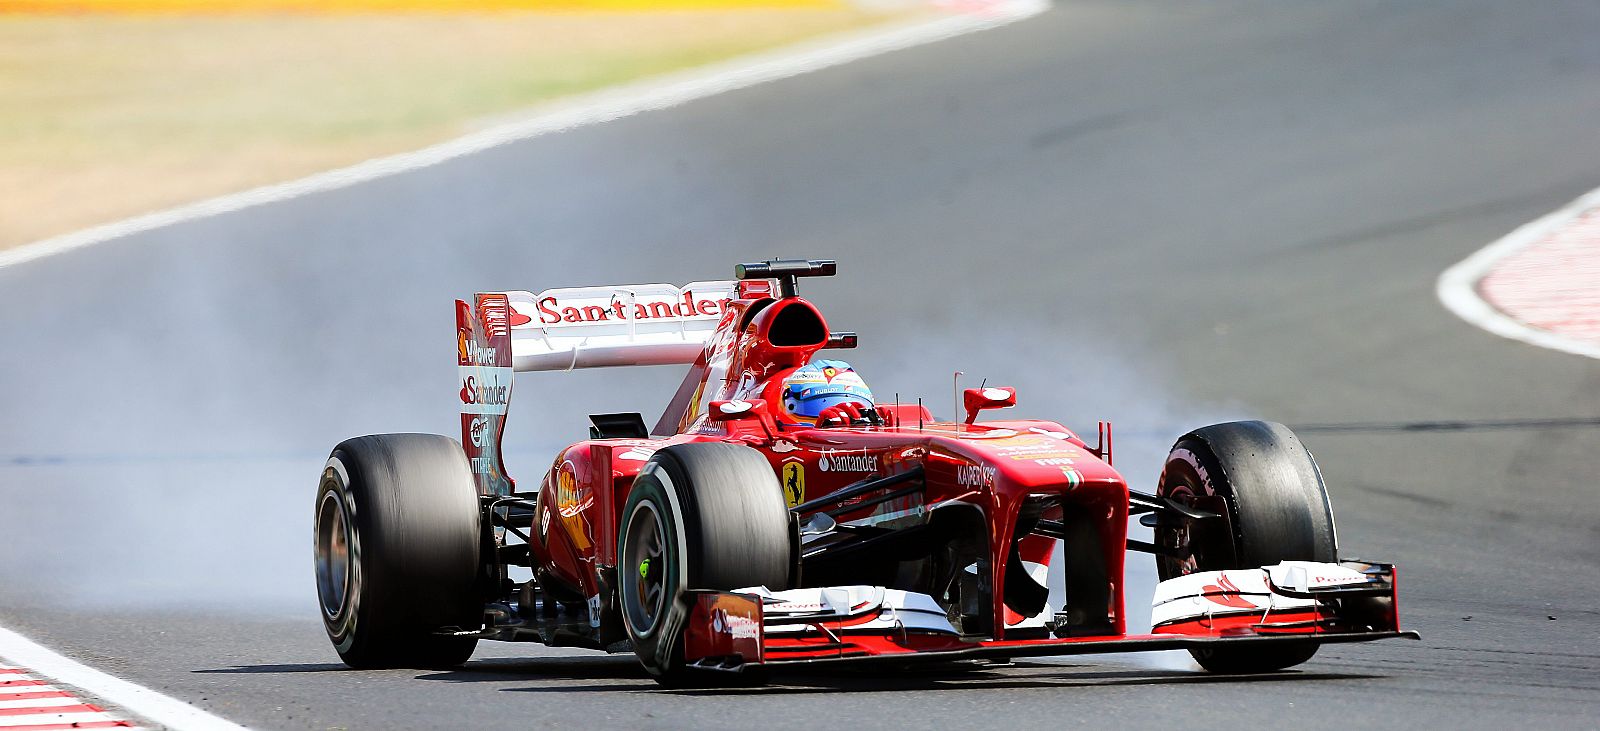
[0,627,248,730]
[0,711,123,727]
[0,686,57,696]
[1437,183,1600,360]
[0,0,1048,272]
[0,696,80,710]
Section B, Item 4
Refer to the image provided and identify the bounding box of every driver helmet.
[781,359,874,425]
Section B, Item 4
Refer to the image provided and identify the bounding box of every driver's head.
[781,359,874,426]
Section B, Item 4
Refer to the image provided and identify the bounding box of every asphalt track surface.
[3,1,1600,728]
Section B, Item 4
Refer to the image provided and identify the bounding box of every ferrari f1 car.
[313,258,1414,683]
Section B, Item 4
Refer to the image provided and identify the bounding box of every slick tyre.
[1156,420,1337,674]
[315,433,482,669]
[618,443,793,686]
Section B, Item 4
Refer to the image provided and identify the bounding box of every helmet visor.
[785,384,874,419]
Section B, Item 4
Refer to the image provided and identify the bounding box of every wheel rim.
[621,498,668,636]
[1163,481,1203,576]
[315,490,353,620]
[1159,450,1223,578]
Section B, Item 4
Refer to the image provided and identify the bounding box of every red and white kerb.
[1478,207,1600,346]
[0,663,139,730]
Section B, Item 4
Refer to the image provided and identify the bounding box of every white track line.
[0,713,131,728]
[0,629,247,730]
[0,696,83,709]
[0,0,1048,271]
[0,697,84,710]
[1437,183,1600,360]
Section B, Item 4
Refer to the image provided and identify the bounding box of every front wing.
[681,560,1416,671]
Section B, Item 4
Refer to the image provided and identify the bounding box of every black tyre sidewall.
[1156,420,1337,673]
[619,462,689,676]
[669,444,792,592]
[316,467,363,653]
[1158,420,1337,574]
[618,443,793,681]
[316,433,482,669]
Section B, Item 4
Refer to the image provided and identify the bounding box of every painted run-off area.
[0,663,140,729]
[1478,205,1600,347]
[0,6,921,250]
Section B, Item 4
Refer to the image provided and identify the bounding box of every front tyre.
[315,433,482,669]
[618,443,793,685]
[1156,420,1337,673]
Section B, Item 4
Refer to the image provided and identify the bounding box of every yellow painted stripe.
[0,0,846,12]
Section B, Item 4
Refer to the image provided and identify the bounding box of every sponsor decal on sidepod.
[956,464,997,487]
[782,461,805,508]
[818,449,878,473]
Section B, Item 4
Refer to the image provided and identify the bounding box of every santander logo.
[460,374,510,407]
[530,292,731,326]
[1202,575,1257,609]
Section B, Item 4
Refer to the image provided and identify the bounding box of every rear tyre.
[618,443,793,686]
[1156,420,1337,673]
[315,433,482,669]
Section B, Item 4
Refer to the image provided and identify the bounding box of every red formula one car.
[313,258,1414,684]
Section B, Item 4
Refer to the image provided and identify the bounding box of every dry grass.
[6,1,842,10]
[0,9,910,249]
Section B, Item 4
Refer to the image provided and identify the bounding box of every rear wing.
[455,280,759,495]
[498,281,742,371]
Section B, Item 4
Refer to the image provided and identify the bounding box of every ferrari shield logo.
[782,462,805,508]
